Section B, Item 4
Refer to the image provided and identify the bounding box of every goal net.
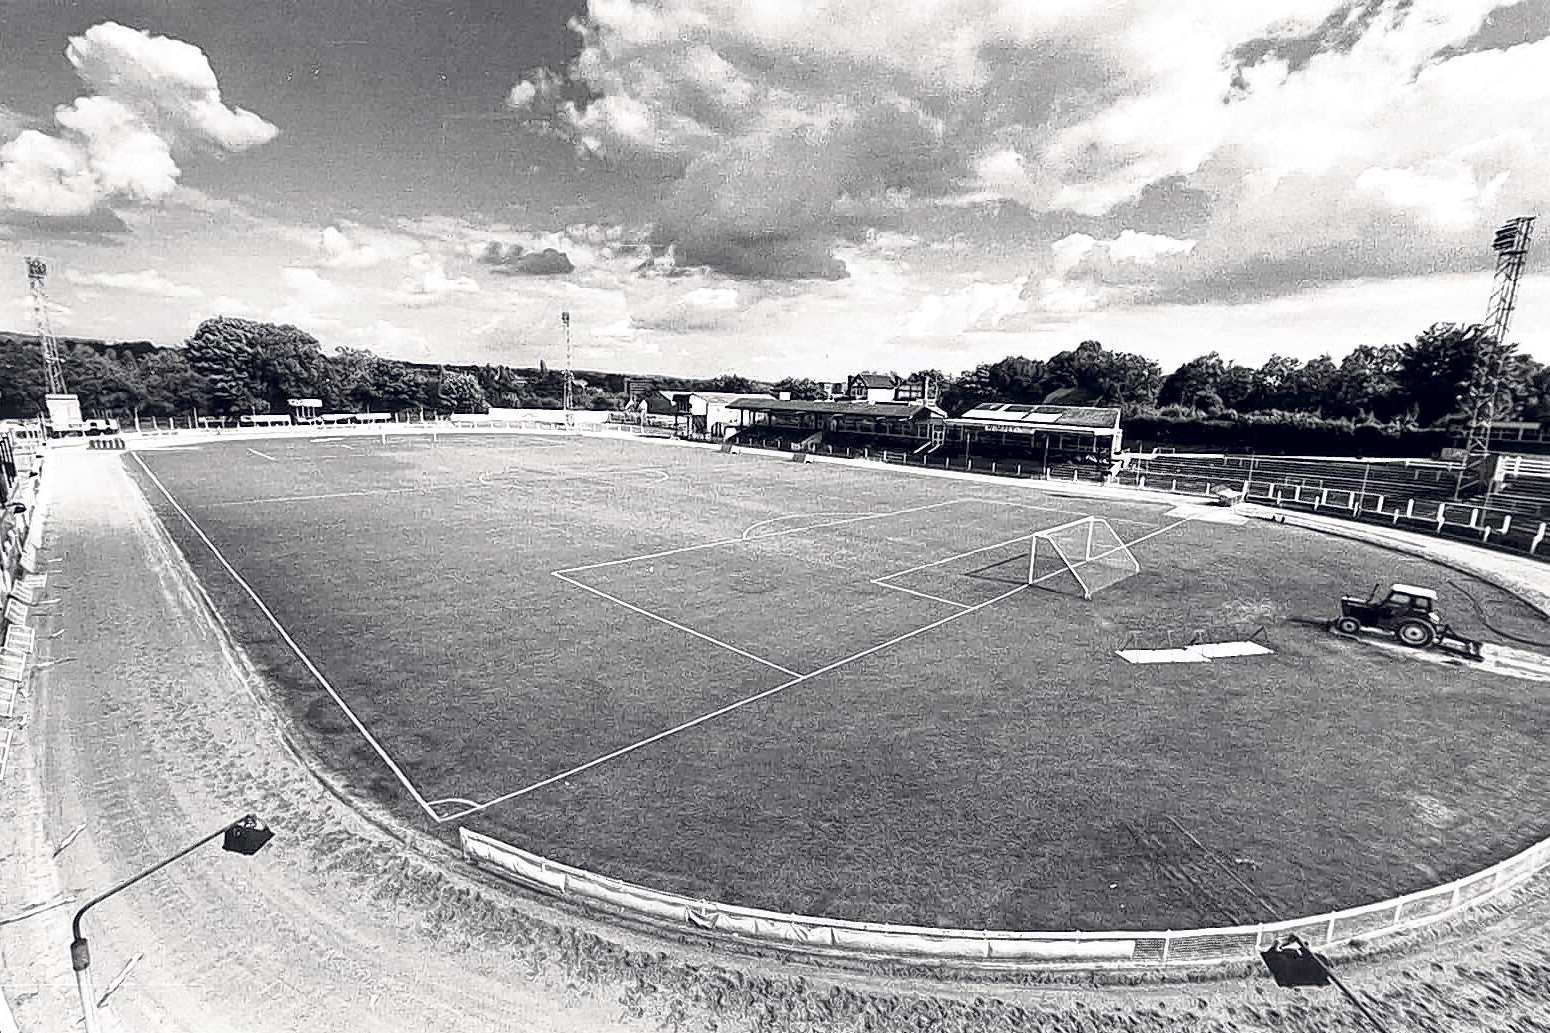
[1028,516,1139,599]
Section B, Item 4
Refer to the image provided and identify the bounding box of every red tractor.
[1332,583,1484,659]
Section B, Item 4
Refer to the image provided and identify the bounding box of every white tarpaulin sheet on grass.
[1118,641,1274,664]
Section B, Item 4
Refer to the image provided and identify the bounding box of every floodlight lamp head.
[25,257,47,283]
[1492,217,1533,254]
[222,814,275,856]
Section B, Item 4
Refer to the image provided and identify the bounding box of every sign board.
[1439,447,1467,463]
[287,398,323,408]
[45,393,82,429]
[626,379,654,401]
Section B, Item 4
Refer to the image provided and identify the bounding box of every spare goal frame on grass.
[1028,516,1139,599]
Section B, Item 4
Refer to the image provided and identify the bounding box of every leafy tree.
[706,374,756,393]
[1157,352,1226,410]
[1044,341,1161,410]
[1249,355,1303,412]
[1290,355,1338,414]
[589,391,627,410]
[1521,362,1550,421]
[139,349,208,416]
[1216,362,1256,412]
[1329,345,1403,420]
[0,337,47,418]
[253,325,327,410]
[183,317,325,414]
[61,344,146,416]
[371,361,430,411]
[983,356,1047,403]
[772,377,825,400]
[1397,323,1496,425]
[438,369,489,413]
[322,347,378,410]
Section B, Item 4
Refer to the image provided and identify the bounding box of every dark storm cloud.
[480,241,575,275]
[1431,0,1550,62]
[0,206,131,240]
[1227,0,1416,95]
[1107,176,1215,238]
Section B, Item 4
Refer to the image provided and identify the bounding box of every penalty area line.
[129,452,441,822]
[552,571,801,677]
[246,447,277,462]
[558,497,970,576]
[441,579,1032,822]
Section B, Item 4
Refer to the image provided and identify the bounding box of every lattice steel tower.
[1460,217,1536,466]
[25,256,68,394]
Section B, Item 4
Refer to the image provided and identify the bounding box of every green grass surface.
[127,432,1550,931]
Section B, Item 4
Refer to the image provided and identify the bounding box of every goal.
[1028,516,1139,599]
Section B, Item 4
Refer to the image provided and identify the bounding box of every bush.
[1124,410,1450,457]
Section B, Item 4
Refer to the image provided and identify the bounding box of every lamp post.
[69,814,274,1033]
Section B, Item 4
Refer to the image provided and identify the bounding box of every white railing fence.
[462,827,1550,970]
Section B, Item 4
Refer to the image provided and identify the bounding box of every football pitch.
[126,432,1550,932]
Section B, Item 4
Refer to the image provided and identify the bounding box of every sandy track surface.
[0,446,1547,1033]
[0,450,643,1033]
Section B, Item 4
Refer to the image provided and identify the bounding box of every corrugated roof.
[952,403,1120,430]
[849,372,898,389]
[667,390,769,404]
[729,398,943,419]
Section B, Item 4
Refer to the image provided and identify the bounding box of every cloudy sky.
[2,0,1548,379]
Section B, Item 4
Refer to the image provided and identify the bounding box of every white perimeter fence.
[463,827,1550,969]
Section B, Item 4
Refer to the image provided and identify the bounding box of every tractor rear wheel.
[1396,620,1436,648]
[1334,617,1362,635]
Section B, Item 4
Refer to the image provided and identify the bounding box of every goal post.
[1028,516,1139,599]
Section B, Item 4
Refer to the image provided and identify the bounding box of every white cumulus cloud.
[64,267,203,298]
[0,21,277,217]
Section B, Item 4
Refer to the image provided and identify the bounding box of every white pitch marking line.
[552,571,801,677]
[558,498,970,576]
[873,530,1037,584]
[246,447,277,462]
[969,496,1160,527]
[740,511,878,541]
[130,452,441,821]
[205,485,446,507]
[878,515,1190,587]
[442,578,1034,822]
[478,464,670,487]
[98,952,143,1007]
[872,581,972,609]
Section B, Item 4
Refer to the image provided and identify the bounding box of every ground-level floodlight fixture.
[222,814,275,855]
[70,814,275,1033]
[1260,934,1393,1033]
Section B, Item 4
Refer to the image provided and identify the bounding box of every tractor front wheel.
[1334,617,1362,635]
[1396,620,1436,648]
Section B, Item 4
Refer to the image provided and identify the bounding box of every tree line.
[774,326,1547,427]
[1,316,1544,454]
[0,317,744,421]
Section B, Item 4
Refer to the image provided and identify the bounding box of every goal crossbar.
[1027,516,1139,599]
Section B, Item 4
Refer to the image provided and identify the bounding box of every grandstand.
[728,398,1121,468]
[948,403,1123,462]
